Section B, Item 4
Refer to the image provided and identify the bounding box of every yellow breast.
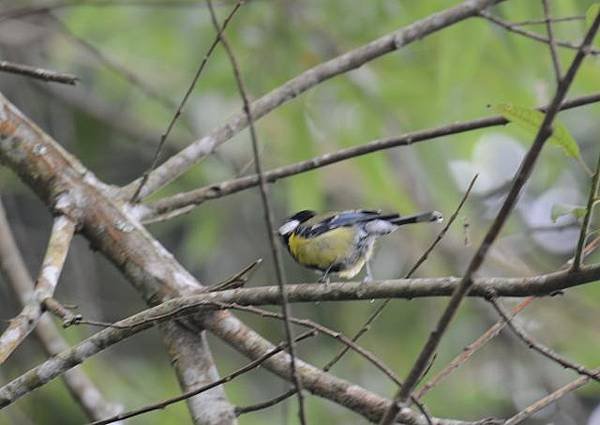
[288,227,357,271]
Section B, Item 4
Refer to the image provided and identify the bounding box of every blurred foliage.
[1,0,600,424]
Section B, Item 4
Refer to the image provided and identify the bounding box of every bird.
[277,209,443,283]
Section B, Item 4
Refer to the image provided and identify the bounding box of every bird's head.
[277,210,316,240]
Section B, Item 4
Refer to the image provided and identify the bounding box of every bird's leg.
[319,265,333,284]
[362,260,373,284]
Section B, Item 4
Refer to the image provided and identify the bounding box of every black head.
[277,210,316,240]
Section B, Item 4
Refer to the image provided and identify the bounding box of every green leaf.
[551,203,587,222]
[493,103,581,159]
[586,4,600,28]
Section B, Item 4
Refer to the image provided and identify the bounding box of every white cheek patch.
[278,220,300,235]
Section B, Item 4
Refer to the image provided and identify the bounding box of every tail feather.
[388,211,443,226]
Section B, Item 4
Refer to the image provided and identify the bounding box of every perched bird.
[278,209,443,283]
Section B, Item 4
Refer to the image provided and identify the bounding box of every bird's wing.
[298,209,395,237]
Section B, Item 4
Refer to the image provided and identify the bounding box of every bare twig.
[487,297,600,382]
[512,15,583,27]
[142,91,600,222]
[129,0,244,202]
[235,389,296,417]
[204,1,307,422]
[207,258,263,292]
[504,368,598,425]
[0,200,123,421]
[89,330,316,425]
[0,215,75,364]
[415,297,535,400]
[0,60,78,85]
[572,151,600,270]
[324,175,478,372]
[122,0,506,201]
[542,0,562,83]
[481,11,600,55]
[378,11,600,425]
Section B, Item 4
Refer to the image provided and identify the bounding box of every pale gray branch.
[0,199,124,421]
[0,214,75,365]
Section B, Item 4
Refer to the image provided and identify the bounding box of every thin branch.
[504,369,598,425]
[487,297,600,382]
[89,330,316,425]
[415,297,535,400]
[142,91,600,222]
[122,0,506,200]
[0,59,78,85]
[379,12,600,425]
[0,200,123,421]
[481,11,600,55]
[542,0,562,83]
[512,15,584,27]
[572,151,600,270]
[235,389,296,417]
[205,2,306,422]
[129,0,244,202]
[324,175,478,372]
[0,215,75,364]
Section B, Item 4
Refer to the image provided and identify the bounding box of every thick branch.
[122,0,505,200]
[0,91,431,423]
[0,93,235,424]
[0,200,123,421]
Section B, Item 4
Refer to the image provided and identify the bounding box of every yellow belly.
[288,228,373,277]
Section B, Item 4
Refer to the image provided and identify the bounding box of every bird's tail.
[388,211,443,226]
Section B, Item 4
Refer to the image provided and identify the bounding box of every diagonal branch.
[0,199,124,421]
[504,367,599,425]
[0,91,432,423]
[0,214,75,365]
[121,0,506,201]
[142,91,600,222]
[487,297,600,382]
[378,11,600,425]
[90,330,316,425]
[415,297,535,400]
[129,0,244,202]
